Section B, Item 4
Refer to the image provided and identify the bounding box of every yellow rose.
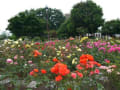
[77,48,82,51]
[11,45,15,48]
[80,37,88,43]
[25,44,31,48]
[67,54,71,58]
[72,58,78,64]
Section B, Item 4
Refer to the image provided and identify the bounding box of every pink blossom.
[14,55,18,60]
[77,72,83,78]
[6,59,13,64]
[89,71,94,76]
[87,42,91,45]
[66,42,70,48]
[28,61,33,64]
[71,73,77,79]
[35,42,40,45]
[110,65,117,68]
[99,66,108,70]
[107,42,110,45]
[107,69,113,73]
[108,47,116,53]
[98,47,106,53]
[104,59,110,63]
[76,64,83,70]
[69,37,74,40]
[94,69,100,74]
[116,47,120,53]
[93,41,100,48]
[87,45,93,48]
[100,42,106,46]
[14,62,18,65]
[20,56,24,59]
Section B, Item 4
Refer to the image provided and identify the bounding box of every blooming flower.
[104,59,110,63]
[29,71,34,76]
[99,66,108,70]
[110,65,117,68]
[89,71,94,76]
[94,69,100,74]
[41,69,47,74]
[69,37,74,40]
[20,56,24,59]
[80,37,88,43]
[67,88,72,90]
[98,47,106,53]
[76,64,83,70]
[33,69,39,73]
[14,62,18,65]
[55,75,63,82]
[14,55,18,60]
[107,69,113,73]
[51,63,70,76]
[28,61,32,64]
[33,50,42,57]
[79,54,94,65]
[53,58,59,62]
[35,42,40,45]
[77,72,83,78]
[71,73,77,79]
[6,59,13,64]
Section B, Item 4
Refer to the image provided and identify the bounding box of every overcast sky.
[0,0,120,32]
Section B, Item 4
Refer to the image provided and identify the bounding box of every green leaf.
[97,83,105,90]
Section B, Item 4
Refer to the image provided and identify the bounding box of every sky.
[0,0,120,33]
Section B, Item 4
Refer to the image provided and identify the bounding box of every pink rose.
[6,59,13,64]
[14,62,18,65]
[104,59,110,63]
[20,56,24,59]
[94,69,100,74]
[28,61,32,64]
[71,73,77,79]
[14,55,18,60]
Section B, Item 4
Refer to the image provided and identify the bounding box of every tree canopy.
[71,0,104,33]
[7,7,65,38]
[36,7,65,29]
[7,11,46,38]
[102,19,120,36]
[57,18,76,38]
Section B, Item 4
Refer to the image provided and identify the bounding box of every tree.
[57,18,76,38]
[0,31,8,40]
[7,7,65,38]
[71,0,104,34]
[7,10,46,38]
[102,19,120,36]
[36,7,65,29]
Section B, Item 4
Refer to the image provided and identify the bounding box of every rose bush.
[0,37,119,89]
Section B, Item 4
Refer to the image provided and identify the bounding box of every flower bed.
[0,37,120,90]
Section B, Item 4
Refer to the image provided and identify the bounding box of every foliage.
[0,31,8,40]
[36,7,65,29]
[7,11,46,38]
[57,18,76,38]
[101,19,120,36]
[71,0,104,34]
[7,7,65,38]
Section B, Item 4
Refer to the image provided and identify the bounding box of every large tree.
[7,11,46,38]
[57,18,76,38]
[102,19,120,36]
[71,0,104,33]
[7,7,65,38]
[35,7,65,29]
